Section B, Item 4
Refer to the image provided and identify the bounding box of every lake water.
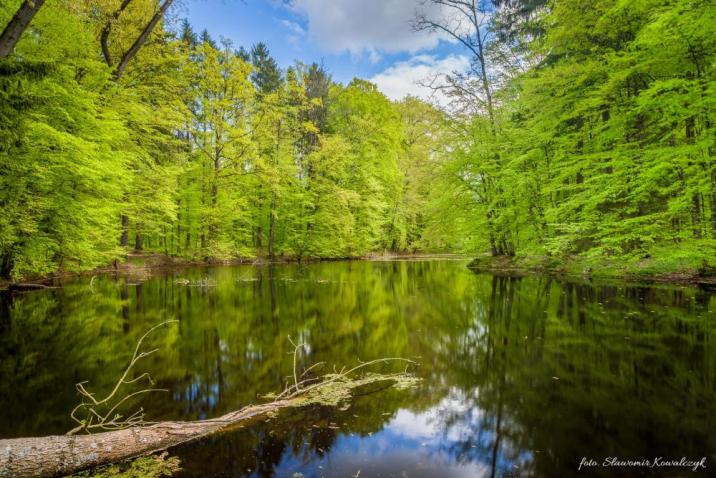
[1,260,715,477]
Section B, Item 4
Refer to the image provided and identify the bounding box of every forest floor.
[468,254,716,287]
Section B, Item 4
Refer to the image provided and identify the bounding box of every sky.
[180,0,469,104]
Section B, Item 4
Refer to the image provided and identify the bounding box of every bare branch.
[413,13,483,61]
[67,320,178,435]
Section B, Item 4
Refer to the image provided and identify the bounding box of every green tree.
[0,2,127,278]
[250,42,282,95]
[180,40,255,258]
[327,79,404,254]
[431,0,716,274]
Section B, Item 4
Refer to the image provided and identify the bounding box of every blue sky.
[181,0,469,103]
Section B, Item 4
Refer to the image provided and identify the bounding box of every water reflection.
[1,260,715,476]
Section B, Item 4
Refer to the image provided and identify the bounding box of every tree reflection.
[1,262,715,476]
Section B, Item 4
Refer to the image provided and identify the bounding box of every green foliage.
[325,79,404,254]
[434,0,716,274]
[0,4,447,280]
[5,0,709,279]
[0,2,127,278]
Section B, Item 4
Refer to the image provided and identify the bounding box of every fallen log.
[0,372,418,478]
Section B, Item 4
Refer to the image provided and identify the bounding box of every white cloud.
[370,54,470,105]
[367,49,383,64]
[280,19,306,36]
[279,18,306,46]
[287,0,446,55]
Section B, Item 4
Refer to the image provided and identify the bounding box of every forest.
[0,0,715,280]
[2,2,716,476]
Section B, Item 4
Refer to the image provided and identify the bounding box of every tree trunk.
[0,252,14,279]
[268,121,281,259]
[0,400,286,478]
[100,0,134,67]
[120,215,129,247]
[112,0,174,80]
[691,192,702,238]
[208,141,220,241]
[0,0,45,59]
[134,232,143,252]
[474,26,495,131]
[268,198,276,258]
[0,375,406,478]
[711,171,716,237]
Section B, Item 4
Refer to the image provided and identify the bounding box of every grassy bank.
[468,253,716,286]
[7,250,716,290]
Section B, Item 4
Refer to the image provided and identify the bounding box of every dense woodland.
[0,0,715,280]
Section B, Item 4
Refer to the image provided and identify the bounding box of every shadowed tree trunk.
[120,214,130,247]
[0,0,46,58]
[134,231,144,252]
[268,121,282,259]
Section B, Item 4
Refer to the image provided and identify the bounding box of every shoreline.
[467,254,716,287]
[4,252,716,291]
[0,252,469,291]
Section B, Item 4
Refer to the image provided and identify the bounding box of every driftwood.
[0,372,415,478]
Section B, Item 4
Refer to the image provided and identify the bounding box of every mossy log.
[0,373,416,478]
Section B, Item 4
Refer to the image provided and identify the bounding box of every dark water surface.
[1,260,716,477]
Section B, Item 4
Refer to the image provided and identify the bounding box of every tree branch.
[100,0,133,67]
[113,0,174,80]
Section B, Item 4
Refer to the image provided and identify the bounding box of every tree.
[179,18,197,48]
[428,0,716,272]
[181,39,255,258]
[250,42,282,95]
[413,0,497,121]
[0,2,127,278]
[300,136,359,257]
[303,62,332,139]
[414,0,521,256]
[391,97,449,252]
[0,0,46,59]
[327,79,404,254]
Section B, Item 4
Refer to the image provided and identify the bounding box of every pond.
[1,259,715,477]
